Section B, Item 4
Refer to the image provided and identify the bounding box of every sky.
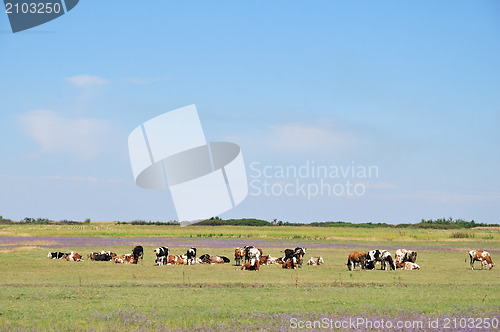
[0,1,499,224]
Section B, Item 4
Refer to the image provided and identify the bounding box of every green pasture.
[1,223,499,242]
[0,225,499,330]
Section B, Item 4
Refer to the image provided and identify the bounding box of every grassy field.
[0,224,499,331]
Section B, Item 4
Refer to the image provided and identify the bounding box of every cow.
[244,246,262,263]
[284,247,306,267]
[260,255,276,265]
[47,252,68,259]
[395,249,418,264]
[241,258,260,271]
[131,246,143,265]
[366,250,396,270]
[88,252,114,261]
[186,247,197,265]
[234,247,245,266]
[66,252,83,262]
[114,254,135,264]
[347,251,367,271]
[165,255,184,265]
[401,262,420,270]
[307,256,325,266]
[468,250,494,270]
[154,246,169,261]
[282,257,297,269]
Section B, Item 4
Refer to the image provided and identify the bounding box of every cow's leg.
[470,257,475,270]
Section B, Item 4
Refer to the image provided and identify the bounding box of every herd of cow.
[47,246,495,271]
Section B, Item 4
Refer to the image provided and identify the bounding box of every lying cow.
[234,247,245,266]
[468,250,494,270]
[366,250,396,270]
[401,262,420,270]
[66,252,83,262]
[88,251,116,261]
[347,251,367,271]
[307,256,325,266]
[282,257,297,269]
[167,255,185,265]
[47,251,68,259]
[114,254,135,264]
[395,249,418,264]
[200,254,230,264]
[260,255,279,265]
[241,258,260,271]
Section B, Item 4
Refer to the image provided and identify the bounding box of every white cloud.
[19,110,111,160]
[125,77,170,84]
[267,120,360,153]
[66,74,108,87]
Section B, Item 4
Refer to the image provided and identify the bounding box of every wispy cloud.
[19,110,111,160]
[125,77,169,84]
[66,74,109,87]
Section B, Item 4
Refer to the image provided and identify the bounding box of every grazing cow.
[307,256,325,266]
[468,250,494,270]
[347,252,367,271]
[284,247,306,267]
[241,258,260,271]
[282,257,297,269]
[131,246,143,265]
[114,254,135,264]
[234,247,245,266]
[66,252,83,262]
[366,250,396,270]
[395,249,418,264]
[186,247,197,265]
[401,262,420,270]
[47,252,68,259]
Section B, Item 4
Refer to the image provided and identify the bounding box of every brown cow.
[468,250,494,270]
[347,251,367,271]
[167,255,185,265]
[113,254,135,264]
[241,258,260,271]
[282,257,297,269]
[234,247,245,266]
[66,252,83,262]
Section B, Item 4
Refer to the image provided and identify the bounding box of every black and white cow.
[47,252,68,259]
[132,246,144,265]
[366,249,396,270]
[186,247,197,265]
[154,246,169,265]
[284,247,306,267]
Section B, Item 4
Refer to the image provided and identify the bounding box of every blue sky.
[1,1,499,223]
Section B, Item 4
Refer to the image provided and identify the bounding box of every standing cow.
[347,251,367,271]
[468,250,494,270]
[132,246,143,265]
[154,247,169,266]
[284,247,306,268]
[395,249,418,264]
[186,247,197,265]
[366,250,396,270]
[234,247,245,266]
